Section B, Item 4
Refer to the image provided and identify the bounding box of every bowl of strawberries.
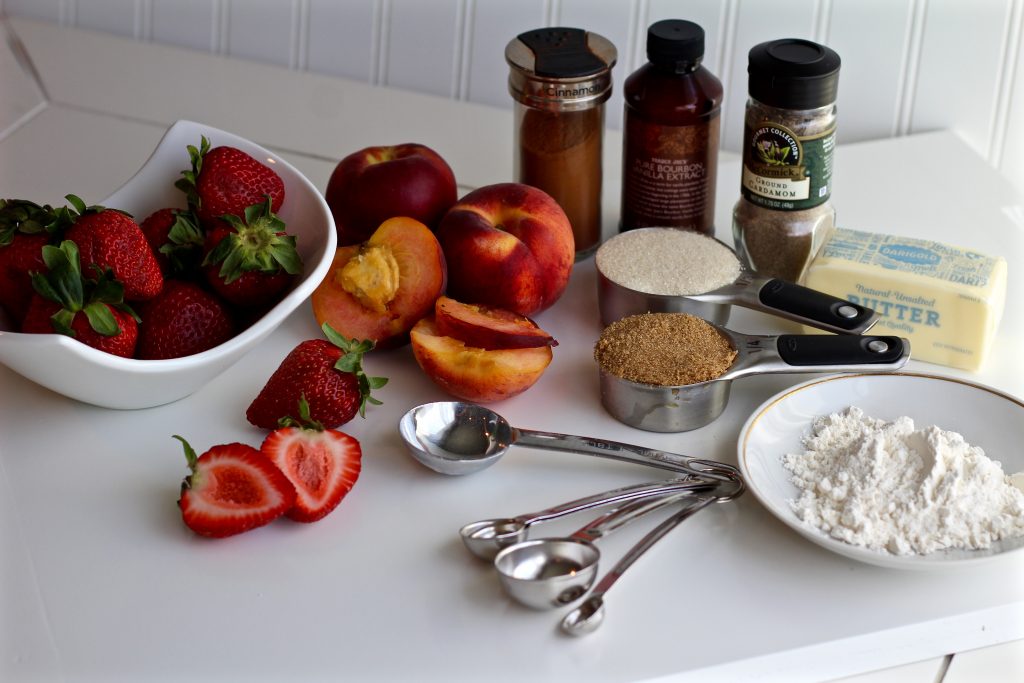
[0,120,336,409]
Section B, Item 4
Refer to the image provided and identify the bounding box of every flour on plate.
[782,406,1024,555]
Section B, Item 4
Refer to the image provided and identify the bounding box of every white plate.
[738,372,1024,570]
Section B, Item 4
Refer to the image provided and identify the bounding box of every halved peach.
[434,296,556,350]
[410,316,553,403]
[311,216,447,349]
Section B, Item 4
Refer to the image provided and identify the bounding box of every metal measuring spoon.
[493,490,706,610]
[459,477,724,561]
[560,494,722,636]
[399,401,741,479]
[597,229,877,334]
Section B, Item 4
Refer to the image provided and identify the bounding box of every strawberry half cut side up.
[23,240,140,357]
[261,397,362,523]
[174,436,296,538]
[246,323,388,430]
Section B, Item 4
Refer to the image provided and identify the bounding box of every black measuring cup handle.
[757,278,878,334]
[776,334,910,367]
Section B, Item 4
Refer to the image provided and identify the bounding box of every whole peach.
[436,183,574,316]
[325,143,457,246]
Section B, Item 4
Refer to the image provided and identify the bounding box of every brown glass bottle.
[621,20,722,236]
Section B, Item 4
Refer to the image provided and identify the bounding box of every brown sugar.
[594,313,736,386]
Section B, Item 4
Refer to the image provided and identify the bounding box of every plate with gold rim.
[737,372,1024,570]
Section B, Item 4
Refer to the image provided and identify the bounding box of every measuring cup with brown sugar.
[595,227,877,334]
[594,313,910,432]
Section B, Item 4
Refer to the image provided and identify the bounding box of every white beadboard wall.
[2,0,1024,197]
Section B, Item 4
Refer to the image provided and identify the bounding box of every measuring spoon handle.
[568,490,704,544]
[513,429,741,482]
[518,479,716,527]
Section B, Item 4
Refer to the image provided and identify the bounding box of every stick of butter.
[804,228,1007,371]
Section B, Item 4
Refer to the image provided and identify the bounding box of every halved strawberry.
[174,436,296,538]
[260,398,362,523]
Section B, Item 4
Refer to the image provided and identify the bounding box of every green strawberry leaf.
[82,301,120,336]
[173,435,201,478]
[49,308,76,337]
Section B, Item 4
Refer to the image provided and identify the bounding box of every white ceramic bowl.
[0,119,336,409]
[738,372,1024,570]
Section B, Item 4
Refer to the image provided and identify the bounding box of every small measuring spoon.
[459,477,729,561]
[597,228,877,334]
[399,401,741,480]
[600,327,911,432]
[493,490,707,609]
[560,495,721,636]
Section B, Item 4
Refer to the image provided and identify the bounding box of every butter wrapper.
[804,228,1007,371]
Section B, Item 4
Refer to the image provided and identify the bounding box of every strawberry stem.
[321,323,388,418]
[277,395,326,431]
[202,196,302,284]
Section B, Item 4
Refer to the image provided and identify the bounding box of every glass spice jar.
[620,19,722,236]
[732,39,841,283]
[506,28,617,260]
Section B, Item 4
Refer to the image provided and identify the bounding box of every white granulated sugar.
[783,406,1024,555]
[596,228,742,295]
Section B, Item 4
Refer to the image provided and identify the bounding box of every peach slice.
[410,317,553,403]
[434,296,556,350]
[311,216,446,349]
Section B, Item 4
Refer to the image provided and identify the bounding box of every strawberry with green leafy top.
[176,136,285,227]
[62,195,164,301]
[21,240,140,357]
[140,207,205,277]
[174,436,296,538]
[260,397,362,523]
[246,323,387,430]
[0,199,72,322]
[202,196,301,308]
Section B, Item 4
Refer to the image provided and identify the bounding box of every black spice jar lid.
[646,19,705,71]
[748,38,840,109]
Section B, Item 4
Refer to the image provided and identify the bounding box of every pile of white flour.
[783,406,1024,555]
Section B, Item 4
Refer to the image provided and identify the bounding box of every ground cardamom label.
[741,121,834,211]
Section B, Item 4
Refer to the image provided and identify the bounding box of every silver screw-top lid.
[506,27,617,111]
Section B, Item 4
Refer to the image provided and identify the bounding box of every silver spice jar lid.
[506,27,617,112]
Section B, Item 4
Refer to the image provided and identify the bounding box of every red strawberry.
[174,436,296,538]
[136,280,234,360]
[0,199,71,322]
[62,195,163,301]
[260,398,362,523]
[21,240,140,357]
[140,207,204,277]
[176,136,285,227]
[202,197,301,308]
[246,323,387,430]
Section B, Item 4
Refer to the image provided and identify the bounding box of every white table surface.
[2,17,1023,683]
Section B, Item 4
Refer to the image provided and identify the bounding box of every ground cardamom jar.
[732,39,840,283]
[506,28,617,260]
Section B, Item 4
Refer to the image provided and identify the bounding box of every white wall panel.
[76,0,136,38]
[558,0,636,130]
[998,7,1024,198]
[5,0,62,22]
[386,0,460,98]
[827,0,912,144]
[465,0,547,108]
[911,0,1012,156]
[151,0,217,52]
[721,0,817,152]
[225,0,295,68]
[306,0,376,82]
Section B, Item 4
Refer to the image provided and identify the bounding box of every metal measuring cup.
[596,228,877,334]
[599,323,910,432]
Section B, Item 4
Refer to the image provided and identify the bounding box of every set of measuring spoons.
[399,401,744,635]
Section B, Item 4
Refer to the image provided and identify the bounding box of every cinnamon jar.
[620,20,722,235]
[506,28,617,259]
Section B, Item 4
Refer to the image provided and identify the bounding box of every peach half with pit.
[310,216,446,349]
[410,315,553,403]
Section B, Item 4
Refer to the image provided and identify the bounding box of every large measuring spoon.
[459,477,725,561]
[560,495,721,636]
[493,490,711,609]
[399,401,741,480]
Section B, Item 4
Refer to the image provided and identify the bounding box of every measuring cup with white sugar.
[595,227,877,334]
